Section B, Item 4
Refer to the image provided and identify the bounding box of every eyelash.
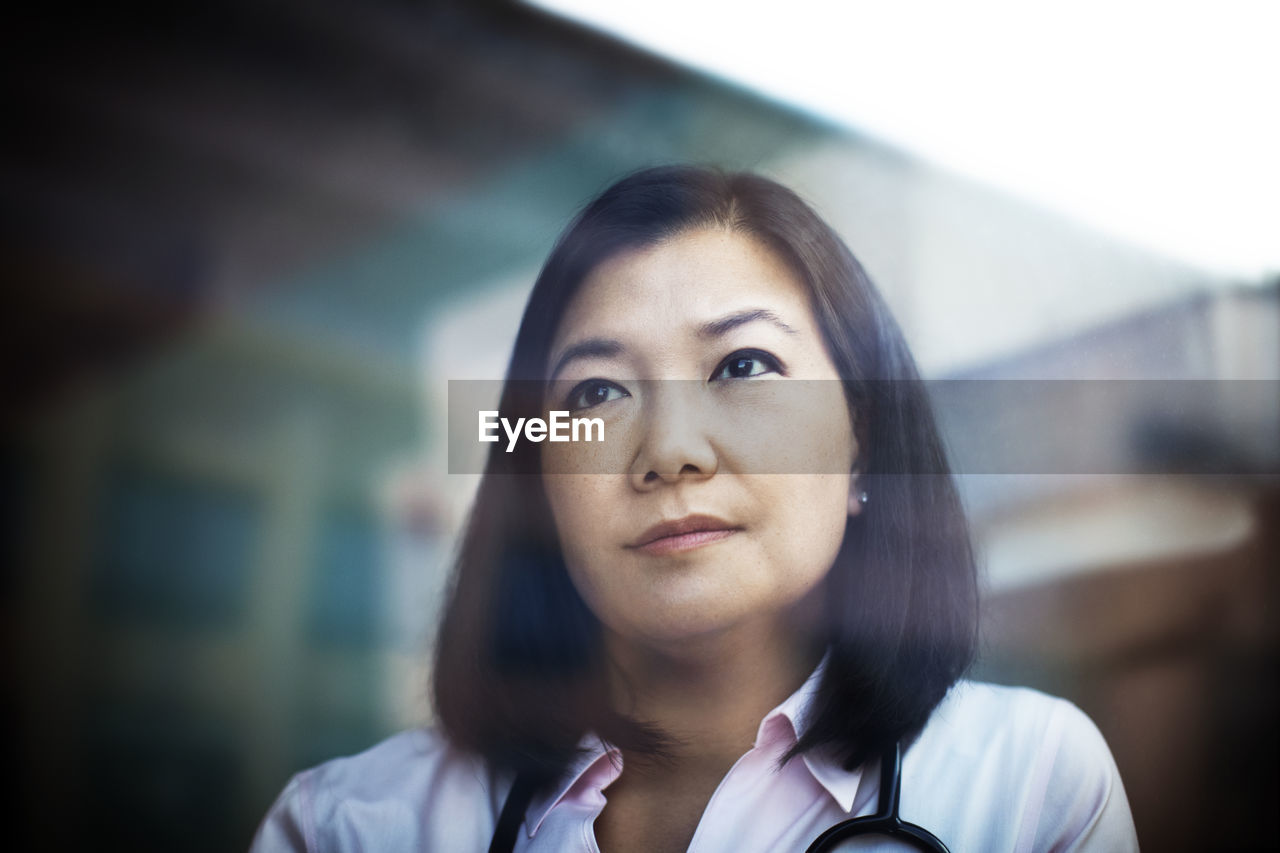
[563,380,628,411]
[561,349,786,411]
[710,348,785,381]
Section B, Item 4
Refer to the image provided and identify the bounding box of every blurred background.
[3,1,1277,850]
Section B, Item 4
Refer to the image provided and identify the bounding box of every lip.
[628,514,741,555]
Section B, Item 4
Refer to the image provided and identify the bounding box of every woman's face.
[541,228,861,653]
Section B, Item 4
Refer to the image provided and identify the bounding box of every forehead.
[552,228,812,349]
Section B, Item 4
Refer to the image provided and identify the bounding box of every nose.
[629,382,718,490]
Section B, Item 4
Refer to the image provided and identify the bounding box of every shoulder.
[936,681,1124,785]
[904,681,1138,852]
[925,680,1088,754]
[905,680,1091,800]
[301,728,498,808]
[249,728,507,853]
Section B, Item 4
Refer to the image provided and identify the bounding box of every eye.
[564,379,629,411]
[711,349,785,381]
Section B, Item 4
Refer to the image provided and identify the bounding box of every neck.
[603,618,825,774]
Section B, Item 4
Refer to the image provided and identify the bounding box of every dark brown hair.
[432,165,978,781]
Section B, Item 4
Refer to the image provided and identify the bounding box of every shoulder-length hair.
[433,164,978,781]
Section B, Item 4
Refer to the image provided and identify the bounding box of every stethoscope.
[488,740,949,852]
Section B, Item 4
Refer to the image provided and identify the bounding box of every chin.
[623,603,756,651]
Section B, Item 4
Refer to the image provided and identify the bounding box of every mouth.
[628,514,741,556]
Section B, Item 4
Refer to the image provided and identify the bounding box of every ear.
[847,471,866,517]
[848,419,869,517]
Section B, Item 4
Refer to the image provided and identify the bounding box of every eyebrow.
[698,308,800,339]
[548,309,799,380]
[549,338,624,382]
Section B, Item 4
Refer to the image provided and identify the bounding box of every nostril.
[643,463,705,484]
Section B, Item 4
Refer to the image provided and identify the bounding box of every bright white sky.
[529,0,1279,280]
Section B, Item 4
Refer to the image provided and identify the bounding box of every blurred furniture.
[977,484,1279,852]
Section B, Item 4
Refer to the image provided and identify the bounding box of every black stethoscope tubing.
[488,740,949,852]
[804,741,949,852]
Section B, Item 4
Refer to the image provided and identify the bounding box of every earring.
[849,485,869,515]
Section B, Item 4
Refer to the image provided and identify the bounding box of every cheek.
[541,474,615,592]
[543,475,603,548]
[715,382,857,475]
[761,475,851,588]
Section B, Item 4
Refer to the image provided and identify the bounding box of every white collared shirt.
[251,666,1139,851]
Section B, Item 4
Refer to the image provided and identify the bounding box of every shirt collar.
[761,650,864,814]
[524,733,619,838]
[524,650,863,837]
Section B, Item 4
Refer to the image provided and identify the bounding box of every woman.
[252,166,1138,851]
